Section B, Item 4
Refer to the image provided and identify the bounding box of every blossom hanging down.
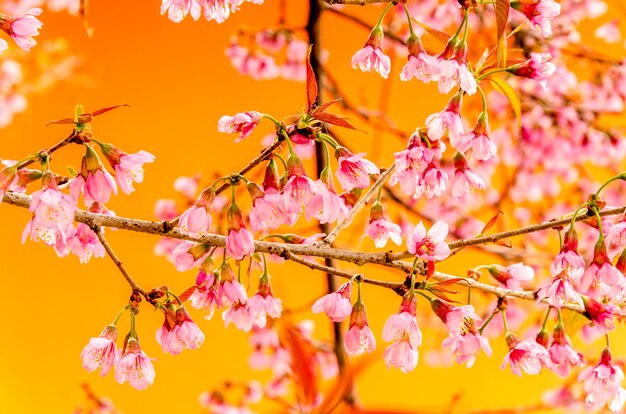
[0,8,43,51]
[161,0,264,24]
[383,291,422,373]
[578,348,626,412]
[351,25,391,79]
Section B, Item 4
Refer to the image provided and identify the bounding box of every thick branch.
[5,191,620,314]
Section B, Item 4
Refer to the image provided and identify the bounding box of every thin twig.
[15,133,76,169]
[169,139,283,227]
[94,226,146,295]
[323,163,396,245]
[323,5,408,45]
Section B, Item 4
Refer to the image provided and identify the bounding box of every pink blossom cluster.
[80,324,156,391]
[225,33,309,81]
[161,0,263,24]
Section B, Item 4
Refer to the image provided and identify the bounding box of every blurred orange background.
[0,1,624,412]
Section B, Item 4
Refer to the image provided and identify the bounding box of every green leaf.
[562,309,590,338]
[489,77,521,130]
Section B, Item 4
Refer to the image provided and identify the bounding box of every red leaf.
[91,104,130,116]
[46,117,76,126]
[480,210,503,236]
[313,112,356,130]
[305,45,318,113]
[314,98,341,114]
[426,261,435,280]
[177,286,198,303]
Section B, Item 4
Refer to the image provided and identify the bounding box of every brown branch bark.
[5,190,610,314]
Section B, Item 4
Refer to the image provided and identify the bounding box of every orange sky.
[0,1,624,413]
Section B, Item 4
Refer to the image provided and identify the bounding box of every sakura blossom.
[406,221,451,261]
[351,26,391,79]
[114,338,156,391]
[311,282,352,322]
[0,7,43,51]
[344,301,376,356]
[80,325,118,377]
[501,335,549,376]
[217,111,263,142]
[155,308,205,355]
[578,349,626,412]
[383,293,422,373]
[100,144,155,195]
[334,147,379,192]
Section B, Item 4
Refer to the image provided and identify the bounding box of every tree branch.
[93,226,146,296]
[5,190,618,315]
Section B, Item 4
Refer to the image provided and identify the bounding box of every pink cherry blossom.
[68,222,105,264]
[536,273,583,308]
[352,44,391,79]
[155,308,204,355]
[70,145,118,206]
[80,325,118,377]
[22,172,76,253]
[442,330,492,368]
[550,225,585,279]
[226,202,255,260]
[304,179,349,225]
[426,94,464,143]
[400,35,439,82]
[578,349,626,412]
[596,20,621,44]
[335,147,379,192]
[487,263,535,290]
[546,324,584,377]
[223,301,265,332]
[407,221,451,261]
[344,301,376,356]
[391,135,433,197]
[283,153,316,209]
[247,275,282,322]
[100,144,155,195]
[0,8,43,51]
[579,239,624,298]
[160,0,202,23]
[173,175,199,199]
[430,298,481,336]
[501,335,549,376]
[178,188,214,237]
[383,293,422,373]
[114,338,155,390]
[512,0,561,37]
[217,111,263,142]
[364,202,402,248]
[421,165,448,199]
[583,297,621,333]
[311,282,352,322]
[452,165,486,198]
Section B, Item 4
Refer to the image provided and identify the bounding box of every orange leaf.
[314,98,342,114]
[495,0,510,67]
[177,286,198,303]
[495,239,512,248]
[480,210,503,235]
[411,17,452,45]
